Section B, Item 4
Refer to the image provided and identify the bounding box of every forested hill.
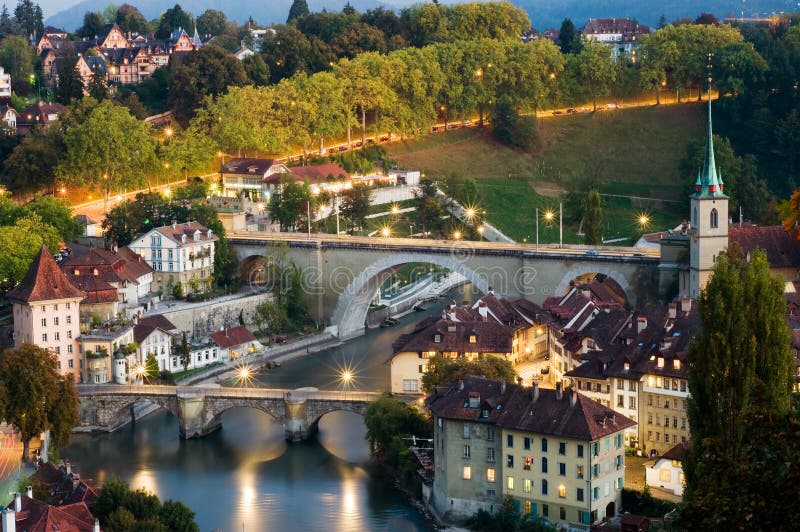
[45,0,795,33]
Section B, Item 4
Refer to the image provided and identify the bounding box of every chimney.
[458,379,464,391]
[14,493,21,512]
[94,519,100,532]
[488,286,495,296]
[478,302,488,319]
[532,381,539,402]
[556,381,563,400]
[65,460,71,475]
[172,220,178,229]
[468,391,480,408]
[637,316,647,334]
[25,486,32,498]
[1,506,15,532]
[668,302,677,319]
[499,381,506,394]
[570,388,577,407]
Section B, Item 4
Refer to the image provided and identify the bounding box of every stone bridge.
[230,232,662,338]
[77,384,379,442]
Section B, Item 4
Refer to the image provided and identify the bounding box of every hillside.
[385,103,705,244]
[45,0,794,33]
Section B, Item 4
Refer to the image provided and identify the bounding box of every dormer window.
[673,359,681,370]
[93,268,99,276]
[624,361,630,371]
[481,408,489,418]
[181,235,187,244]
[73,269,80,276]
[469,335,477,344]
[434,334,441,343]
[710,208,719,229]
[657,357,664,368]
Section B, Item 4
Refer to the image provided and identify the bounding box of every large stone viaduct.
[229,233,662,338]
[77,385,379,442]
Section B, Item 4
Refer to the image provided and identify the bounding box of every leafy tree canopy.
[421,353,517,394]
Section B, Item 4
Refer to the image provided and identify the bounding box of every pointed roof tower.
[192,18,202,47]
[7,246,85,303]
[692,60,726,199]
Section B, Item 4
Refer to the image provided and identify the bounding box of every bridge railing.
[77,384,382,402]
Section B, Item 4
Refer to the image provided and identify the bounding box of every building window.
[42,333,47,342]
[523,500,531,514]
[541,479,548,496]
[577,487,585,501]
[469,335,476,343]
[506,455,514,467]
[402,379,419,392]
[560,507,566,520]
[523,456,532,470]
[463,424,470,438]
[541,438,548,453]
[67,345,72,353]
[659,468,671,482]
[462,466,472,480]
[593,487,600,500]
[617,396,625,407]
[523,478,532,493]
[68,359,73,368]
[487,427,494,441]
[41,318,46,327]
[67,315,72,324]
[487,447,495,463]
[434,334,441,343]
[507,476,514,490]
[523,437,531,450]
[629,381,637,391]
[577,465,584,479]
[559,462,566,476]
[486,468,495,483]
[463,445,471,459]
[541,457,548,473]
[54,332,60,341]
[710,208,718,228]
[67,331,72,339]
[56,360,61,369]
[629,396,636,409]
[54,317,59,326]
[507,434,513,448]
[54,346,60,355]
[577,444,584,458]
[559,442,566,455]
[487,489,496,498]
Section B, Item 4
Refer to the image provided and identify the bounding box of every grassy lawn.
[386,104,703,243]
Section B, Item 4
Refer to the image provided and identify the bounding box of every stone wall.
[149,291,272,337]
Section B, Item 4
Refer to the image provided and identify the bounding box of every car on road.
[586,250,600,256]
[566,108,578,114]
[552,110,563,115]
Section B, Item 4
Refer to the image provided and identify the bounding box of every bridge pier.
[178,389,220,439]
[284,392,316,442]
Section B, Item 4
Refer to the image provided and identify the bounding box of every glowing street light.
[637,212,651,229]
[464,207,476,221]
[165,127,173,138]
[453,230,462,240]
[477,225,485,239]
[390,204,400,215]
[381,227,391,238]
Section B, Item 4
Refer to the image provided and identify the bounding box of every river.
[60,285,475,532]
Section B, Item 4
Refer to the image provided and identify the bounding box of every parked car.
[552,110,563,115]
[586,250,600,256]
[566,108,578,114]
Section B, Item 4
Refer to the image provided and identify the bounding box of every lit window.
[659,469,671,482]
[507,476,514,490]
[486,468,495,482]
[559,484,566,498]
[469,335,477,343]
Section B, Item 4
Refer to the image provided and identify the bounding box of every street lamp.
[539,204,563,248]
[381,226,391,238]
[453,230,462,240]
[477,225,485,240]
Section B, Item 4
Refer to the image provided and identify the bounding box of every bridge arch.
[330,252,490,338]
[554,264,633,303]
[106,396,181,430]
[204,399,286,432]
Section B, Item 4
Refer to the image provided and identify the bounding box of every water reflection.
[62,408,431,531]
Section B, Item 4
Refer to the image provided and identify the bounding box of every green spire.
[692,90,726,198]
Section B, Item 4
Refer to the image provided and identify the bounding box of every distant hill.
[45,0,797,34]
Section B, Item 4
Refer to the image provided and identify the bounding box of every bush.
[490,100,539,152]
[622,487,677,517]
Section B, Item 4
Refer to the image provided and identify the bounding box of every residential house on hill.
[582,18,649,58]
[8,246,84,380]
[426,376,635,526]
[219,158,290,200]
[16,101,64,135]
[0,491,99,532]
[645,441,688,496]
[209,325,261,360]
[729,224,800,283]
[0,66,10,98]
[126,220,217,295]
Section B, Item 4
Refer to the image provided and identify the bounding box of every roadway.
[229,230,661,259]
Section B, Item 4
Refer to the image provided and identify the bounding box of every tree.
[179,332,190,371]
[287,0,310,23]
[156,4,193,40]
[0,344,79,461]
[413,178,445,236]
[54,50,84,105]
[115,92,148,119]
[169,44,248,125]
[582,188,603,244]
[364,393,430,455]
[57,100,158,211]
[242,54,270,86]
[76,11,105,39]
[13,0,42,39]
[558,18,581,54]
[339,183,371,233]
[159,499,199,532]
[87,69,108,101]
[93,478,198,532]
[682,250,795,529]
[0,5,22,36]
[22,196,83,242]
[421,354,517,393]
[575,42,616,111]
[3,126,64,197]
[144,352,160,380]
[116,4,151,34]
[0,215,61,288]
[253,300,287,336]
[0,35,34,94]
[269,178,315,232]
[490,99,538,152]
[196,9,227,36]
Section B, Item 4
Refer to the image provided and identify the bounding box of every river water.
[60,285,475,532]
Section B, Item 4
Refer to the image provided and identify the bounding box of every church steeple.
[692,92,726,198]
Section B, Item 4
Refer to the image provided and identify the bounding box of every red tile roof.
[137,314,177,331]
[10,496,96,531]
[661,440,689,461]
[7,246,85,303]
[729,225,800,268]
[210,326,256,349]
[426,376,636,441]
[220,158,280,175]
[154,221,217,245]
[392,319,513,355]
[289,163,350,182]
